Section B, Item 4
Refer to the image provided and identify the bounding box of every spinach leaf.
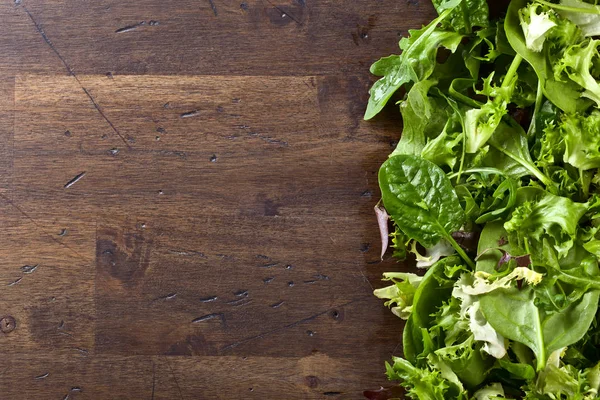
[379,155,474,266]
[543,291,600,355]
[479,287,546,370]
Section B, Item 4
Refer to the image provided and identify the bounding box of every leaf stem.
[445,233,476,269]
[460,0,472,34]
[533,309,546,371]
[489,142,554,187]
[527,79,544,137]
[448,167,506,180]
[502,54,523,89]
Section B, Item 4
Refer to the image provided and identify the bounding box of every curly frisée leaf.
[519,2,556,52]
[374,272,424,319]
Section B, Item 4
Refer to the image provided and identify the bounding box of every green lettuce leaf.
[432,0,490,34]
[364,7,463,120]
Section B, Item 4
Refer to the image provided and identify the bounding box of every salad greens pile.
[367,0,600,398]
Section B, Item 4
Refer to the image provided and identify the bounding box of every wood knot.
[0,315,16,333]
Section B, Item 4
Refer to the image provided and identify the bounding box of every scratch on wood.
[180,110,199,118]
[0,192,88,261]
[21,4,74,75]
[8,277,22,286]
[265,0,302,25]
[270,300,285,308]
[64,172,86,188]
[208,0,218,16]
[192,313,226,325]
[168,249,207,258]
[261,262,278,268]
[199,295,218,303]
[20,264,38,274]
[34,372,49,380]
[20,4,131,149]
[74,347,89,356]
[82,88,131,148]
[115,22,144,33]
[220,295,370,351]
[153,292,177,302]
[251,133,289,147]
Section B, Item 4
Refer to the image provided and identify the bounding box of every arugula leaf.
[485,119,553,186]
[543,291,600,356]
[364,8,464,120]
[497,357,536,380]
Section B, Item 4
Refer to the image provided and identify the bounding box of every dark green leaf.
[379,155,465,248]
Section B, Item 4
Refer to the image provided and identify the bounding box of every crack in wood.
[20,3,131,149]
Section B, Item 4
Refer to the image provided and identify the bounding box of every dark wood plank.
[1,0,436,76]
[0,0,436,398]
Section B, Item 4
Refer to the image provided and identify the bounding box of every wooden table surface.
[0,1,436,398]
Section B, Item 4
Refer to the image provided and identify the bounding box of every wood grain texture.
[0,0,435,398]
